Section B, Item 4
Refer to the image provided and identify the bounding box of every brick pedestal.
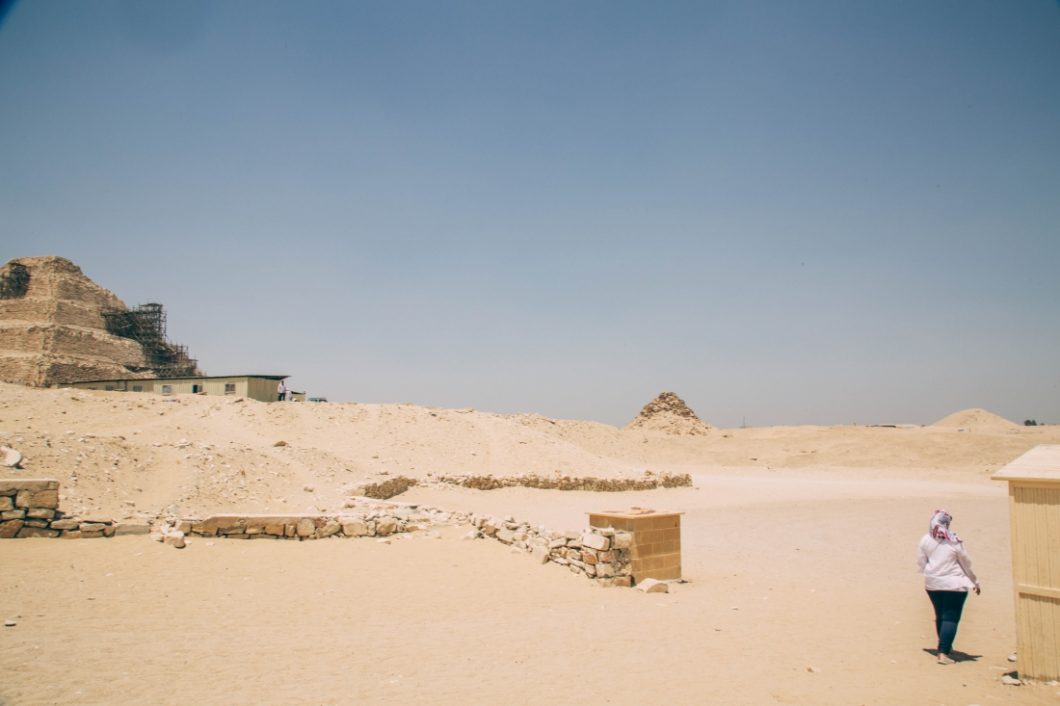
[588,509,682,584]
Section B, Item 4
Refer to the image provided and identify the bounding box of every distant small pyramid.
[625,391,711,436]
[932,408,1018,431]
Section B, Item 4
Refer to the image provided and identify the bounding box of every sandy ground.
[2,384,1060,705]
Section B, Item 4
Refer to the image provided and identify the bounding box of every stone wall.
[468,514,635,587]
[1,480,644,588]
[0,479,119,538]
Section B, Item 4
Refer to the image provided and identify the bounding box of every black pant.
[927,590,968,655]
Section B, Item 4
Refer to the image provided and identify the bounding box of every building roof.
[992,445,1060,483]
[68,374,289,384]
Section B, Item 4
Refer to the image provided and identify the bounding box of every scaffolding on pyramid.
[101,303,199,377]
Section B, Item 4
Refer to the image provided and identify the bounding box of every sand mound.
[625,391,711,436]
[932,408,1018,431]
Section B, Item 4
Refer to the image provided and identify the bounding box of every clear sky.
[2,1,1058,427]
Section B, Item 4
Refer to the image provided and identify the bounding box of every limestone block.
[165,531,186,549]
[284,524,296,537]
[613,532,633,549]
[581,532,610,552]
[318,520,341,538]
[245,526,262,535]
[596,563,615,578]
[611,576,633,588]
[0,446,23,468]
[264,523,286,536]
[177,520,193,534]
[62,530,82,539]
[23,519,49,528]
[0,519,24,538]
[341,520,369,537]
[14,490,30,508]
[26,508,55,520]
[79,522,107,533]
[51,518,80,530]
[495,529,515,544]
[580,551,599,565]
[102,525,115,537]
[375,518,398,536]
[1,509,26,520]
[113,523,151,536]
[635,578,669,593]
[28,490,59,509]
[80,530,104,538]
[17,526,60,538]
[295,518,316,538]
[565,548,581,561]
[0,496,12,511]
[0,479,57,495]
[548,537,567,549]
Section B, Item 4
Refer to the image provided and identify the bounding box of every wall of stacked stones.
[1,481,639,588]
[469,515,635,587]
[0,479,125,539]
[0,298,106,329]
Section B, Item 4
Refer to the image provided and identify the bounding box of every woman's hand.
[973,584,981,595]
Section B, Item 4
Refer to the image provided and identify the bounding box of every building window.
[104,384,115,391]
[224,383,236,395]
[132,385,143,392]
[192,384,202,393]
[161,384,173,395]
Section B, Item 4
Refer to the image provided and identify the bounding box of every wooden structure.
[588,508,682,584]
[993,445,1060,681]
[65,374,290,404]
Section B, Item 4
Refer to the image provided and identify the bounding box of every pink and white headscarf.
[930,509,961,543]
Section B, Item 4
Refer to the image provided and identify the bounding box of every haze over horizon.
[2,1,1058,428]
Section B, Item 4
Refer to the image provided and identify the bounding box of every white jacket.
[918,534,978,591]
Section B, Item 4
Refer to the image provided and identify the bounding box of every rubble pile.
[625,391,711,436]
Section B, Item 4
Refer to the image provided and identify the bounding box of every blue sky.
[2,1,1058,427]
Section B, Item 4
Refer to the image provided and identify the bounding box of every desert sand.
[2,382,1060,705]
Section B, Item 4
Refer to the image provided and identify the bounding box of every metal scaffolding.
[101,303,199,377]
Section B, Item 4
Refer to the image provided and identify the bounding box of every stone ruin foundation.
[1,481,686,589]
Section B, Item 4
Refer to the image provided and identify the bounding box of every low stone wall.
[0,479,117,538]
[468,514,634,587]
[438,472,692,491]
[174,503,457,541]
[0,480,649,589]
[0,478,145,539]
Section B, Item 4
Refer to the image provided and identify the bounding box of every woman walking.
[918,509,980,664]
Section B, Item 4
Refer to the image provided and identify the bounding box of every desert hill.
[1,382,1057,522]
[0,255,198,387]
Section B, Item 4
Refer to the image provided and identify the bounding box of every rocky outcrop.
[625,391,711,436]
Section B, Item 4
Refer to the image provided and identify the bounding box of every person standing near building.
[918,509,980,664]
[277,379,286,402]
